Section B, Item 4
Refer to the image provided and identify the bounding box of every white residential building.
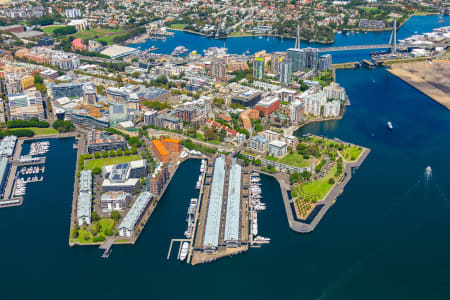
[323,82,346,101]
[323,100,341,117]
[268,140,287,157]
[304,91,326,116]
[77,170,92,226]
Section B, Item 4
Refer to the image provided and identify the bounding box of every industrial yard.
[387,60,450,109]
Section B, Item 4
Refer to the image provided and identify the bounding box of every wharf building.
[253,57,265,80]
[224,160,242,248]
[86,130,127,154]
[118,191,154,237]
[0,136,17,158]
[203,157,244,251]
[0,157,10,198]
[148,163,170,196]
[100,191,131,212]
[203,156,226,252]
[101,160,147,193]
[77,170,92,226]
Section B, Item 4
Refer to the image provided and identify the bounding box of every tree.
[131,147,138,154]
[254,159,261,166]
[116,149,123,156]
[92,211,100,222]
[302,170,312,180]
[111,210,121,221]
[328,178,335,184]
[102,151,108,158]
[94,152,101,159]
[259,110,265,118]
[124,148,131,155]
[109,150,116,157]
[205,127,216,141]
[92,167,101,175]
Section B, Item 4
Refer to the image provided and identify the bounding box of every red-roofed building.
[72,38,86,51]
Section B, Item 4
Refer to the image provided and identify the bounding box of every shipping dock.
[168,155,270,265]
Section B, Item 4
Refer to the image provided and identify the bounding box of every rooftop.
[118,192,153,231]
[203,156,226,249]
[224,161,241,243]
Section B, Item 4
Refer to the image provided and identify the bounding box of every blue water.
[130,15,449,62]
[1,15,450,299]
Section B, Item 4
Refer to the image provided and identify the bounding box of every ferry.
[180,242,189,261]
[425,166,432,177]
[387,121,393,130]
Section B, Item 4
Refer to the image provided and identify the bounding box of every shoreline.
[257,143,370,234]
[386,61,450,110]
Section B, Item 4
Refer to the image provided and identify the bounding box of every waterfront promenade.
[255,147,370,233]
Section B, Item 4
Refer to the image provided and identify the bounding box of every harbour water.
[1,17,450,299]
[131,15,449,62]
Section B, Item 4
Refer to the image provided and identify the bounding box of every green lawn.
[301,164,337,200]
[76,229,94,243]
[84,154,141,170]
[340,146,362,161]
[41,25,66,35]
[99,218,116,234]
[73,28,122,40]
[264,155,279,162]
[95,33,127,45]
[23,127,58,135]
[170,24,185,30]
[279,153,311,168]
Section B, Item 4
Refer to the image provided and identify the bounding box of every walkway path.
[256,147,370,233]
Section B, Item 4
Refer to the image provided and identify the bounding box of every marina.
[0,136,57,208]
[168,156,270,265]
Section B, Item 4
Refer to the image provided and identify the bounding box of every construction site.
[167,155,269,265]
[387,60,450,109]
